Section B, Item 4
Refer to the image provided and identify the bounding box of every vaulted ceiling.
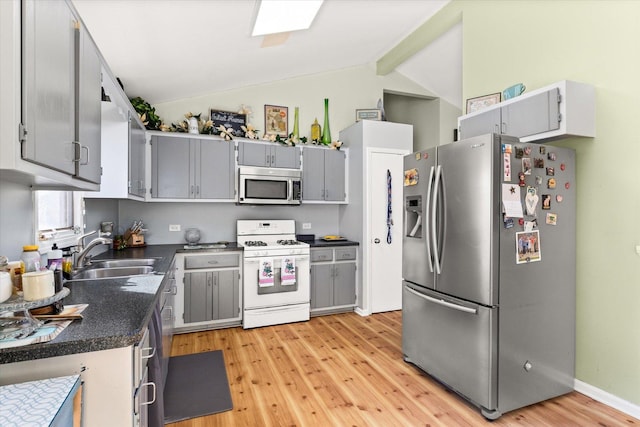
[72,0,460,108]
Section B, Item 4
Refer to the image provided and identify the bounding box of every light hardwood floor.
[167,311,637,426]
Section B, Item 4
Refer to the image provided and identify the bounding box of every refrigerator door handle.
[432,165,442,274]
[425,166,435,273]
[405,286,477,315]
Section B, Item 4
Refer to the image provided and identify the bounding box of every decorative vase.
[311,118,321,142]
[321,98,331,145]
[293,107,300,140]
[188,117,199,134]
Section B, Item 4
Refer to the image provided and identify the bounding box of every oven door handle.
[245,256,309,264]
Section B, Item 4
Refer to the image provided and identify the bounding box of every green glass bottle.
[321,98,331,145]
[292,107,299,140]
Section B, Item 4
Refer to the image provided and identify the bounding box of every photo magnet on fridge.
[522,158,532,175]
[534,158,545,168]
[542,194,552,210]
[546,213,558,225]
[516,230,542,264]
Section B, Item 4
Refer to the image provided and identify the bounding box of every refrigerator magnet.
[556,195,564,203]
[547,178,556,189]
[539,146,546,154]
[503,153,512,181]
[525,188,539,215]
[504,217,514,229]
[524,220,537,232]
[518,172,526,187]
[502,144,512,154]
[534,158,544,168]
[542,194,551,210]
[404,169,418,186]
[546,167,555,176]
[560,163,566,171]
[522,158,532,175]
[516,230,541,264]
[524,146,532,155]
[565,182,571,190]
[515,147,524,159]
[548,152,557,161]
[535,175,543,185]
[546,213,558,225]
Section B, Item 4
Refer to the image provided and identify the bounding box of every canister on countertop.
[22,270,54,301]
[20,245,41,272]
[47,244,63,270]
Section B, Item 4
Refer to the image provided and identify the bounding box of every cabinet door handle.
[271,154,275,165]
[140,382,157,406]
[501,122,507,134]
[196,185,200,195]
[141,346,156,360]
[80,145,90,165]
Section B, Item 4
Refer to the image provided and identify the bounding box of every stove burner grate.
[244,240,267,247]
[277,239,301,246]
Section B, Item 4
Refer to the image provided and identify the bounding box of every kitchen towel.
[281,257,296,285]
[258,258,274,287]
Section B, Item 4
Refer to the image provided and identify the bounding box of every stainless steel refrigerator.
[402,133,575,419]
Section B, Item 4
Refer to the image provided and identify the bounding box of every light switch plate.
[302,223,311,230]
[169,224,181,232]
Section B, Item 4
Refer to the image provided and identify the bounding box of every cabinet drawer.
[311,249,333,262]
[335,247,357,260]
[184,254,240,269]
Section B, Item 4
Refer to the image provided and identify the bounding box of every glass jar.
[20,245,41,273]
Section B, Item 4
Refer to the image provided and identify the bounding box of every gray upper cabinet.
[21,0,76,175]
[76,24,102,183]
[458,81,595,143]
[459,88,560,141]
[238,141,301,169]
[128,114,146,198]
[151,134,234,200]
[21,0,102,183]
[302,147,346,202]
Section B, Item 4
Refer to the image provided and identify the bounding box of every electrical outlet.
[169,224,181,232]
[302,223,311,230]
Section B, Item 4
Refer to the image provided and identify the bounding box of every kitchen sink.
[88,258,157,268]
[69,266,155,281]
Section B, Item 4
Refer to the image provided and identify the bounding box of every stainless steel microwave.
[238,166,302,205]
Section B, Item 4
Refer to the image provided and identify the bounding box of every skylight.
[252,0,324,36]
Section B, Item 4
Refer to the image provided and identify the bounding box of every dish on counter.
[321,235,347,241]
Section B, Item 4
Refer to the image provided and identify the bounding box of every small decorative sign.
[264,105,288,137]
[466,92,501,114]
[210,110,247,137]
[356,109,382,122]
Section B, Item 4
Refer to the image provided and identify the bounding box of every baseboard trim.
[574,379,640,420]
[354,307,370,317]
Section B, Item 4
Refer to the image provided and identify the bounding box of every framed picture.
[355,109,382,122]
[264,105,288,137]
[210,110,246,137]
[466,92,501,114]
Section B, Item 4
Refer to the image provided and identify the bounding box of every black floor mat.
[164,350,233,424]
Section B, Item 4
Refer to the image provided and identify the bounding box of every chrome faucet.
[76,230,98,253]
[75,237,113,269]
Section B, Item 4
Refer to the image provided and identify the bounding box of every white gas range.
[237,220,310,329]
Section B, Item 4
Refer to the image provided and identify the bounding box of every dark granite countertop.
[308,239,359,248]
[0,244,185,364]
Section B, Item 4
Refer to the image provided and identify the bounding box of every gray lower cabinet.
[459,88,560,140]
[22,0,102,183]
[178,252,242,330]
[238,140,301,168]
[310,246,357,314]
[184,270,240,323]
[302,147,346,202]
[151,134,234,199]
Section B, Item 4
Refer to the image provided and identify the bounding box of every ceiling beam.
[376,1,462,76]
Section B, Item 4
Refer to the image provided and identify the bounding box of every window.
[34,190,84,251]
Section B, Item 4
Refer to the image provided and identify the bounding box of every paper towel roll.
[22,270,55,301]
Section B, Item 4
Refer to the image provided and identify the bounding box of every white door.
[368,150,406,313]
